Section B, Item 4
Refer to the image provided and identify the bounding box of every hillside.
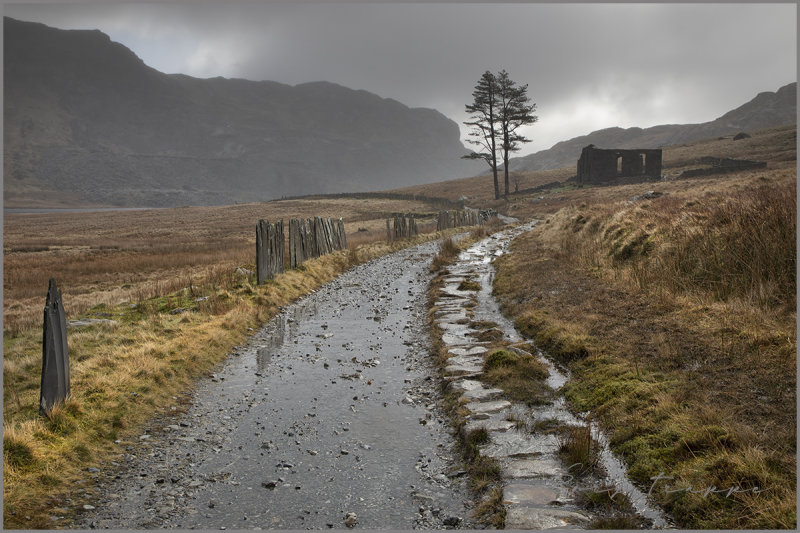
[391,124,796,204]
[509,82,796,172]
[3,17,483,208]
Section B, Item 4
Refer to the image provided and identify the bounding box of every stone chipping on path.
[70,241,479,530]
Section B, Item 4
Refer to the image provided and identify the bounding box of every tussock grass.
[457,279,481,291]
[558,423,602,477]
[482,349,552,406]
[555,180,796,310]
[491,169,796,528]
[428,237,461,272]
[577,483,649,529]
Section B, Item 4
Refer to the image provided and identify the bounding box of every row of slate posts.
[386,214,418,241]
[436,209,482,231]
[256,217,347,283]
[290,216,347,268]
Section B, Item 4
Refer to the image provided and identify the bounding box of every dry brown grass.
[3,197,439,334]
[491,157,796,528]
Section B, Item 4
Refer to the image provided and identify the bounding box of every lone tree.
[462,71,501,200]
[496,70,537,197]
[463,70,537,199]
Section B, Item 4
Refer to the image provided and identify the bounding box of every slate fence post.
[437,209,483,231]
[389,214,418,240]
[40,278,70,415]
[287,216,347,268]
[256,219,285,284]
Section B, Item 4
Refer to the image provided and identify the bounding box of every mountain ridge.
[3,17,483,208]
[508,82,796,173]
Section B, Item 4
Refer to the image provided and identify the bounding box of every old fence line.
[386,214,418,240]
[290,216,347,268]
[256,219,285,285]
[258,209,497,283]
[436,208,497,231]
[256,216,348,283]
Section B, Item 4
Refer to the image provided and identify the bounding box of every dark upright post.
[40,278,69,415]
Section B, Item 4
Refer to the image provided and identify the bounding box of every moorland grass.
[2,196,441,334]
[491,175,796,529]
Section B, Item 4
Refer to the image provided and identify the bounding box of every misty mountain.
[3,17,483,208]
[509,82,796,173]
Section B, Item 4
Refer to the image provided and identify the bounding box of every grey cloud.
[4,1,795,153]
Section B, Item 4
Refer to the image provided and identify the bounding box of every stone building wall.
[577,145,662,185]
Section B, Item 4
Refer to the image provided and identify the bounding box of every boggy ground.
[491,183,796,528]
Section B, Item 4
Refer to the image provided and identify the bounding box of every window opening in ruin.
[617,155,623,175]
[641,154,646,174]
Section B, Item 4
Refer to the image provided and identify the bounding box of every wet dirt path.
[78,241,476,530]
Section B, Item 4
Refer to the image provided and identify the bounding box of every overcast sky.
[4,1,797,155]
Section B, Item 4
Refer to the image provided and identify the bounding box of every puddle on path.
[433,221,673,530]
[78,242,477,530]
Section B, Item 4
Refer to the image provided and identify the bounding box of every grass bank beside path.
[2,227,466,529]
[491,179,796,529]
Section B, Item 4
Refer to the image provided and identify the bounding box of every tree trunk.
[492,165,500,200]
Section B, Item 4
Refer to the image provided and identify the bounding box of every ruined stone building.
[576,145,662,185]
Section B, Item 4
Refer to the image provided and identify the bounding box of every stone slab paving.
[499,455,566,479]
[433,221,593,530]
[448,346,488,357]
[463,417,517,434]
[463,399,512,415]
[505,506,590,530]
[458,388,504,402]
[503,482,571,506]
[433,221,670,530]
[479,431,560,459]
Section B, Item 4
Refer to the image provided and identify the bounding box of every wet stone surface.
[432,222,671,530]
[76,241,477,530]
